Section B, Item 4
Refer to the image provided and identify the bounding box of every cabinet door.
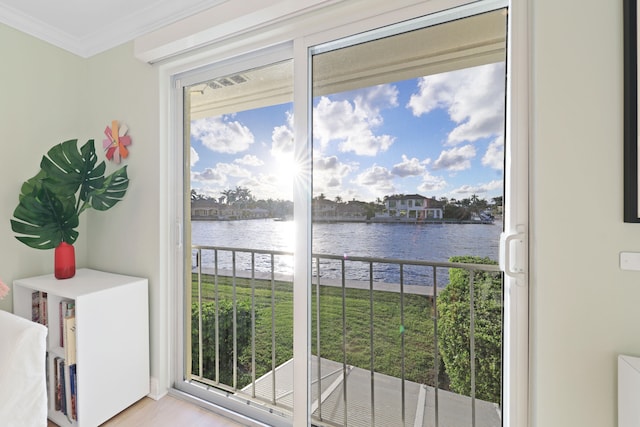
[76,278,149,426]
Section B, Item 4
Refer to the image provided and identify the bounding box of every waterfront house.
[312,198,368,222]
[379,194,444,220]
[191,199,269,220]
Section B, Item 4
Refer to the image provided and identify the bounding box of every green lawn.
[189,273,438,389]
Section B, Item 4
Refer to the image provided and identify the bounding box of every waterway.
[191,219,502,287]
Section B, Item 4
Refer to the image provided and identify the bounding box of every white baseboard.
[148,376,168,401]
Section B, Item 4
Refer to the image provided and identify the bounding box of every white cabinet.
[619,354,640,427]
[13,268,149,427]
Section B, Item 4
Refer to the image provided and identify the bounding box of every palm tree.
[221,189,235,205]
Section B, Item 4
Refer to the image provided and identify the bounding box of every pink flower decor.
[103,120,132,163]
[0,279,9,300]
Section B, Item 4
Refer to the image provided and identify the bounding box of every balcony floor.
[240,357,501,427]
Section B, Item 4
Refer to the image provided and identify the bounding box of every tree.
[234,186,253,204]
[221,189,235,205]
[191,189,207,201]
[437,256,502,403]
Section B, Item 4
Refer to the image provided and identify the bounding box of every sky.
[190,62,505,204]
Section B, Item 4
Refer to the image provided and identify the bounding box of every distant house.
[312,198,338,219]
[378,194,443,220]
[191,199,224,219]
[312,198,368,222]
[191,199,271,220]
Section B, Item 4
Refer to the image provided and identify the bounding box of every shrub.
[437,256,502,403]
[191,299,252,387]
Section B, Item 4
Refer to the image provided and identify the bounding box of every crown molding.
[0,0,228,58]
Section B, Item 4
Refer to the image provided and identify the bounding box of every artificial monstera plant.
[11,139,129,250]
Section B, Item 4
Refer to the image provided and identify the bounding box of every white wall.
[0,27,166,393]
[0,24,89,312]
[530,0,640,426]
[84,44,164,396]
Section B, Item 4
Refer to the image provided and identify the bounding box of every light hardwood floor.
[47,395,247,427]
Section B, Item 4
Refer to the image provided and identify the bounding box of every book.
[54,357,62,412]
[31,291,48,326]
[31,291,40,324]
[59,300,75,347]
[41,292,48,327]
[45,352,49,397]
[61,359,67,416]
[64,315,76,365]
[69,364,77,420]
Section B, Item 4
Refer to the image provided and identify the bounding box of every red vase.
[55,242,76,279]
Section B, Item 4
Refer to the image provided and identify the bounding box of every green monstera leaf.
[11,179,79,249]
[40,139,129,214]
[91,166,129,211]
[11,139,129,250]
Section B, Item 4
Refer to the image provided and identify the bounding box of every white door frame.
[158,0,530,425]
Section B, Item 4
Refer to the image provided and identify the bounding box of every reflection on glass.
[311,9,506,427]
[185,60,296,417]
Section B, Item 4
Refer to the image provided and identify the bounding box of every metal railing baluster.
[251,252,256,398]
[214,250,220,384]
[271,253,277,406]
[400,263,406,426]
[341,257,348,427]
[433,266,439,427]
[189,245,501,427]
[316,256,323,421]
[232,251,238,390]
[369,261,375,427]
[197,249,203,379]
[470,270,476,427]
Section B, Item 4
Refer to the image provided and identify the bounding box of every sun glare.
[275,152,307,200]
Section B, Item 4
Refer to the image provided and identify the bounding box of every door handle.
[500,230,527,281]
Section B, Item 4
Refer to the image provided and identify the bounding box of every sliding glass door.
[170,1,527,426]
[309,9,506,426]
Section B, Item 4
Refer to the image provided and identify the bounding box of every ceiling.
[0,0,227,58]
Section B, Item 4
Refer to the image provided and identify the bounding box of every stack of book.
[54,299,77,421]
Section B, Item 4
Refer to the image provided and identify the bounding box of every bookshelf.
[13,268,149,427]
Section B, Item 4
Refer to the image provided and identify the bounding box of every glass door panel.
[310,9,506,427]
[183,59,296,425]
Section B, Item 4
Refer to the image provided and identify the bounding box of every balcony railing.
[189,245,502,427]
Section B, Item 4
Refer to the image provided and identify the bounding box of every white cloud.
[271,111,295,157]
[190,147,200,167]
[193,161,253,186]
[418,171,447,193]
[216,162,253,178]
[392,155,426,177]
[355,84,399,124]
[192,167,225,184]
[482,135,504,170]
[235,154,264,167]
[339,132,395,156]
[432,145,476,171]
[313,155,355,195]
[313,84,397,156]
[191,116,255,154]
[407,62,505,145]
[354,164,395,194]
[451,179,503,195]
